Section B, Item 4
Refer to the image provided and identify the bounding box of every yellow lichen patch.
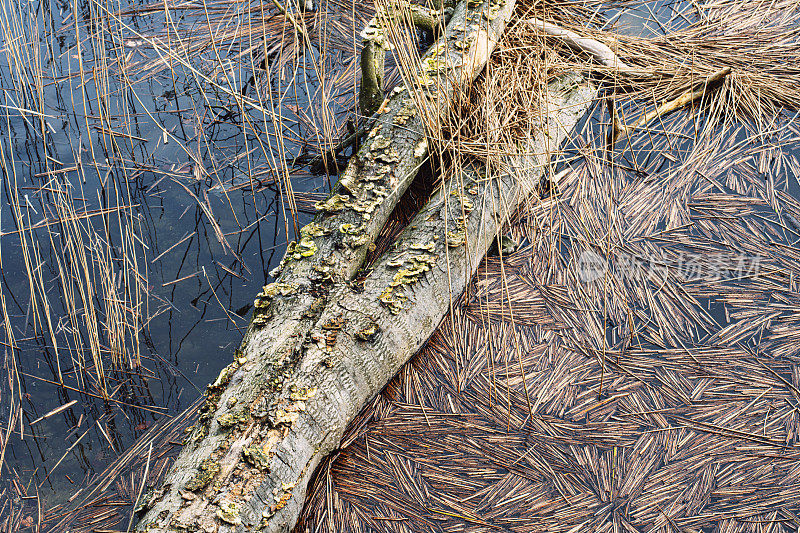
[447,228,466,247]
[243,444,272,471]
[346,233,371,247]
[273,481,296,512]
[274,409,300,426]
[281,222,324,261]
[355,321,380,341]
[375,147,400,164]
[422,53,450,74]
[345,193,385,224]
[321,317,344,330]
[370,134,391,152]
[415,72,434,88]
[379,253,436,314]
[339,223,363,235]
[253,282,299,327]
[379,286,406,315]
[217,411,249,429]
[392,101,417,126]
[216,499,242,525]
[252,311,272,327]
[293,236,318,259]
[271,393,310,427]
[428,42,448,58]
[185,459,220,491]
[300,222,326,238]
[289,386,317,402]
[409,241,435,252]
[253,295,272,309]
[443,187,475,248]
[260,282,300,298]
[484,0,504,20]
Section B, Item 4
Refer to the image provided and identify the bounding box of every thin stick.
[271,0,311,47]
[127,442,153,533]
[29,400,78,426]
[41,424,92,484]
[613,66,732,143]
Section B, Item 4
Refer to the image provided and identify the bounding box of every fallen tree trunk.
[134,3,594,532]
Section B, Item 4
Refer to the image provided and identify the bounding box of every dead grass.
[8,0,800,530]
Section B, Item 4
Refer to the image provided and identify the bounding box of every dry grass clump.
[535,0,800,123]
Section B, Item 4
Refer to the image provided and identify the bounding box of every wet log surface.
[133,1,595,530]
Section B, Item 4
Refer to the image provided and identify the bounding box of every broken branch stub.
[358,0,449,118]
[134,0,519,531]
[526,17,636,73]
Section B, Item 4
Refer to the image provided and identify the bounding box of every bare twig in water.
[612,66,732,143]
[270,0,311,47]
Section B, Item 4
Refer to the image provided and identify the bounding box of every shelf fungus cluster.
[252,282,299,327]
[379,241,437,314]
[446,188,475,247]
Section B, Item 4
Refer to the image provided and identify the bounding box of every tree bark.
[134,2,594,531]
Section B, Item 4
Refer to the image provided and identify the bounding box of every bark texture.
[134,2,593,532]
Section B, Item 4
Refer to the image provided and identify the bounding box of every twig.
[127,442,153,533]
[41,424,93,484]
[526,18,636,73]
[271,0,311,47]
[29,400,78,426]
[611,66,732,143]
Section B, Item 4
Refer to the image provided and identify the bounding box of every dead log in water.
[133,2,594,532]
